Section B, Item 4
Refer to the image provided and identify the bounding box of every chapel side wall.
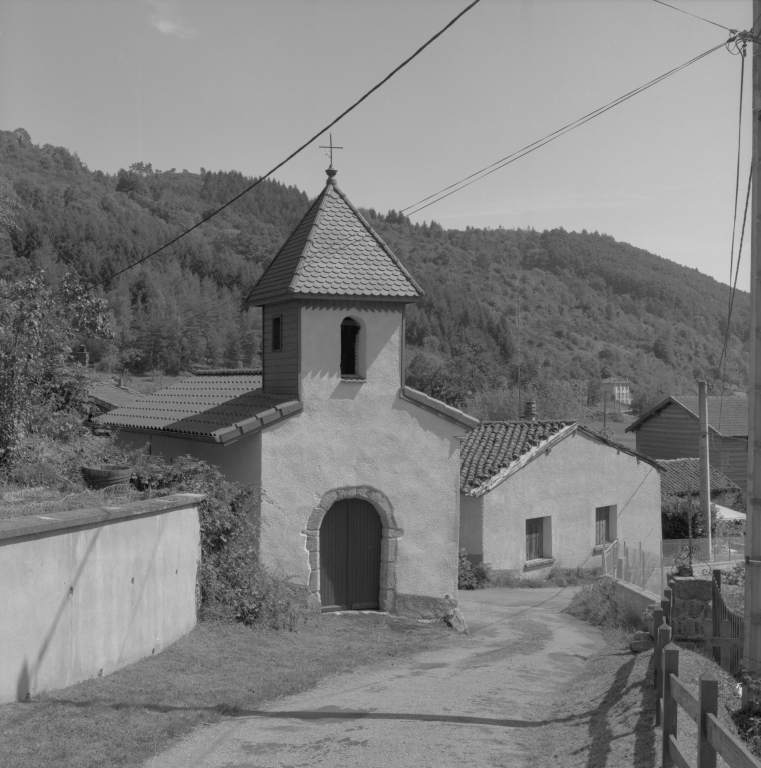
[0,495,201,704]
[148,432,261,488]
[258,301,464,618]
[482,432,661,573]
[262,301,299,395]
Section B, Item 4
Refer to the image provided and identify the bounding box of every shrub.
[127,452,305,630]
[458,549,491,590]
[565,577,645,630]
[724,561,745,587]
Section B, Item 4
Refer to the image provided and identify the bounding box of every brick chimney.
[523,400,536,422]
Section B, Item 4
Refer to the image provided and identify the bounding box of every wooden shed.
[625,395,747,491]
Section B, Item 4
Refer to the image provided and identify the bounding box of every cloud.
[146,0,198,40]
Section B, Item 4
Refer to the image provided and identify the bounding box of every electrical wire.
[401,39,727,218]
[652,0,735,32]
[88,0,482,290]
[717,163,752,434]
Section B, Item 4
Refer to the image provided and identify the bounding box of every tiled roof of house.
[95,375,300,443]
[460,421,575,494]
[87,380,144,411]
[460,421,662,495]
[247,171,424,305]
[659,458,740,497]
[626,395,748,437]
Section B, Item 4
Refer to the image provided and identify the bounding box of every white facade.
[258,300,467,616]
[460,429,661,578]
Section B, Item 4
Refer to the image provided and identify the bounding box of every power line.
[89,0,482,290]
[401,39,727,218]
[652,0,735,32]
[717,163,752,432]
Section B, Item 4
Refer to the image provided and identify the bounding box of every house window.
[526,517,544,561]
[272,315,282,352]
[595,506,612,545]
[340,318,360,376]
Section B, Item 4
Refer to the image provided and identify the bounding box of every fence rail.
[657,621,760,768]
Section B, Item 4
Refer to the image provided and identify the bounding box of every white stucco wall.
[259,302,465,617]
[115,431,262,488]
[462,430,662,576]
[0,495,201,703]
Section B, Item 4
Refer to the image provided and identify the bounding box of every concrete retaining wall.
[0,493,202,703]
[611,579,660,618]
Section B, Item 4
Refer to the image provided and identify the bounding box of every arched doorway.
[320,498,382,611]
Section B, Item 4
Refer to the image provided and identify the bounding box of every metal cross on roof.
[319,133,343,167]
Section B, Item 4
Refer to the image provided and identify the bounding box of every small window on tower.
[340,318,360,376]
[272,315,282,352]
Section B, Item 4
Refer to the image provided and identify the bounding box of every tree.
[0,272,111,463]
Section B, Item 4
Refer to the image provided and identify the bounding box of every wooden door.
[526,517,543,561]
[595,507,610,545]
[320,499,381,611]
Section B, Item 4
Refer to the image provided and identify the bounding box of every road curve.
[145,587,605,768]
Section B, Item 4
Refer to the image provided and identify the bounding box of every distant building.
[625,395,748,491]
[600,377,631,405]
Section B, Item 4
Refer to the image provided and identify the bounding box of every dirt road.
[144,587,618,768]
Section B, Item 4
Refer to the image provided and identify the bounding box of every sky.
[0,0,755,289]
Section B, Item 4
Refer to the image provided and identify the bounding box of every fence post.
[616,557,624,580]
[662,642,679,768]
[653,607,664,691]
[720,619,731,673]
[661,596,671,629]
[655,623,672,726]
[697,674,718,768]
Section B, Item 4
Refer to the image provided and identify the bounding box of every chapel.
[100,166,477,617]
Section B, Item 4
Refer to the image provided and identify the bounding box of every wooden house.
[625,395,748,491]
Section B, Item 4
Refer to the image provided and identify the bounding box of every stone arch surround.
[305,486,401,613]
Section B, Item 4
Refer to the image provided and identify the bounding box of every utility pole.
[517,295,522,420]
[699,381,711,559]
[745,2,761,673]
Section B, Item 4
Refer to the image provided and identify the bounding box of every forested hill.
[0,128,749,413]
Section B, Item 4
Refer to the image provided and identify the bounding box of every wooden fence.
[713,570,745,675]
[655,620,759,768]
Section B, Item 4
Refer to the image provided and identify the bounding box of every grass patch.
[0,612,456,768]
[564,577,645,630]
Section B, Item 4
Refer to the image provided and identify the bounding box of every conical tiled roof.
[247,171,424,305]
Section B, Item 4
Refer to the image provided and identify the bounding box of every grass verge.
[0,612,456,768]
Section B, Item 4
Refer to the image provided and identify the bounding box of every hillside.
[0,128,749,414]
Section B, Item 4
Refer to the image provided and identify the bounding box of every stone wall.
[669,576,713,637]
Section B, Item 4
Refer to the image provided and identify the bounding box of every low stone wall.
[611,579,660,618]
[669,576,713,637]
[0,493,202,704]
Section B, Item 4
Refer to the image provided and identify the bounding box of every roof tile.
[659,458,740,496]
[247,178,423,304]
[96,375,296,441]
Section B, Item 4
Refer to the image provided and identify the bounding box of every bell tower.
[247,168,424,402]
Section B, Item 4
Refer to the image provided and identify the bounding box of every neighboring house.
[459,421,662,579]
[658,457,741,509]
[601,377,631,405]
[86,380,143,416]
[98,166,478,618]
[625,396,748,491]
